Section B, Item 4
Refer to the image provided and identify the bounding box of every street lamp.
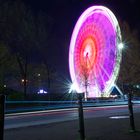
[118,42,136,132]
[69,82,77,93]
[118,42,124,50]
[69,82,86,140]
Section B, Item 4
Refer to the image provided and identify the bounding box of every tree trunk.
[16,54,28,100]
[23,56,27,99]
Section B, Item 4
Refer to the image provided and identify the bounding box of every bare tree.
[0,0,51,98]
[118,21,140,91]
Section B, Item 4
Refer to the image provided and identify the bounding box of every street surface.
[5,104,137,129]
[4,104,140,140]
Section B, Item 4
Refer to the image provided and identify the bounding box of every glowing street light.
[118,43,124,50]
[69,83,77,93]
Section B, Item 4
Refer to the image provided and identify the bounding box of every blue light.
[37,89,47,94]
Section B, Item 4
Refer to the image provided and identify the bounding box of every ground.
[5,113,140,140]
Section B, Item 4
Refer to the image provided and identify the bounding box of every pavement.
[4,112,140,140]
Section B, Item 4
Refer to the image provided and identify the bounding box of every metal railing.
[5,99,140,114]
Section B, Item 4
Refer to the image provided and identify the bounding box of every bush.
[0,87,24,101]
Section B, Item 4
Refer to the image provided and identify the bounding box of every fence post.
[128,93,135,132]
[77,93,85,140]
[0,94,5,140]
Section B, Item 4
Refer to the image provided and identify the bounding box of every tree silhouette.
[118,21,140,91]
[0,0,51,98]
[118,21,140,132]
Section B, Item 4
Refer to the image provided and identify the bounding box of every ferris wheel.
[69,6,122,98]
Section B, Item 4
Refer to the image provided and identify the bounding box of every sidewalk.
[84,114,140,140]
[5,113,140,140]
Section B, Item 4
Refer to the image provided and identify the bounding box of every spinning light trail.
[69,6,122,98]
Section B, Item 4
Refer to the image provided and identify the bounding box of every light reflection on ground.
[109,116,129,119]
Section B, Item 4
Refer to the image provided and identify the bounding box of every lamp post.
[69,83,86,139]
[77,93,86,140]
[119,43,136,132]
[128,91,135,132]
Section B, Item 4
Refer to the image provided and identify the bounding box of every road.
[5,104,140,129]
[4,104,140,140]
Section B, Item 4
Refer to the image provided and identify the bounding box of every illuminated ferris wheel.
[69,6,122,98]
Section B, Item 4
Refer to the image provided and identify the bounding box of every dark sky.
[23,0,140,79]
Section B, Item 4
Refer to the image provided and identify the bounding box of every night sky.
[22,0,140,80]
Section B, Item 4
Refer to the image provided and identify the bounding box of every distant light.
[4,85,6,88]
[37,73,41,77]
[21,79,28,83]
[110,94,117,98]
[69,83,77,93]
[136,85,140,89]
[118,43,124,50]
[37,89,47,94]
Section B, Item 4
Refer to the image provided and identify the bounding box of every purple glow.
[69,6,122,97]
